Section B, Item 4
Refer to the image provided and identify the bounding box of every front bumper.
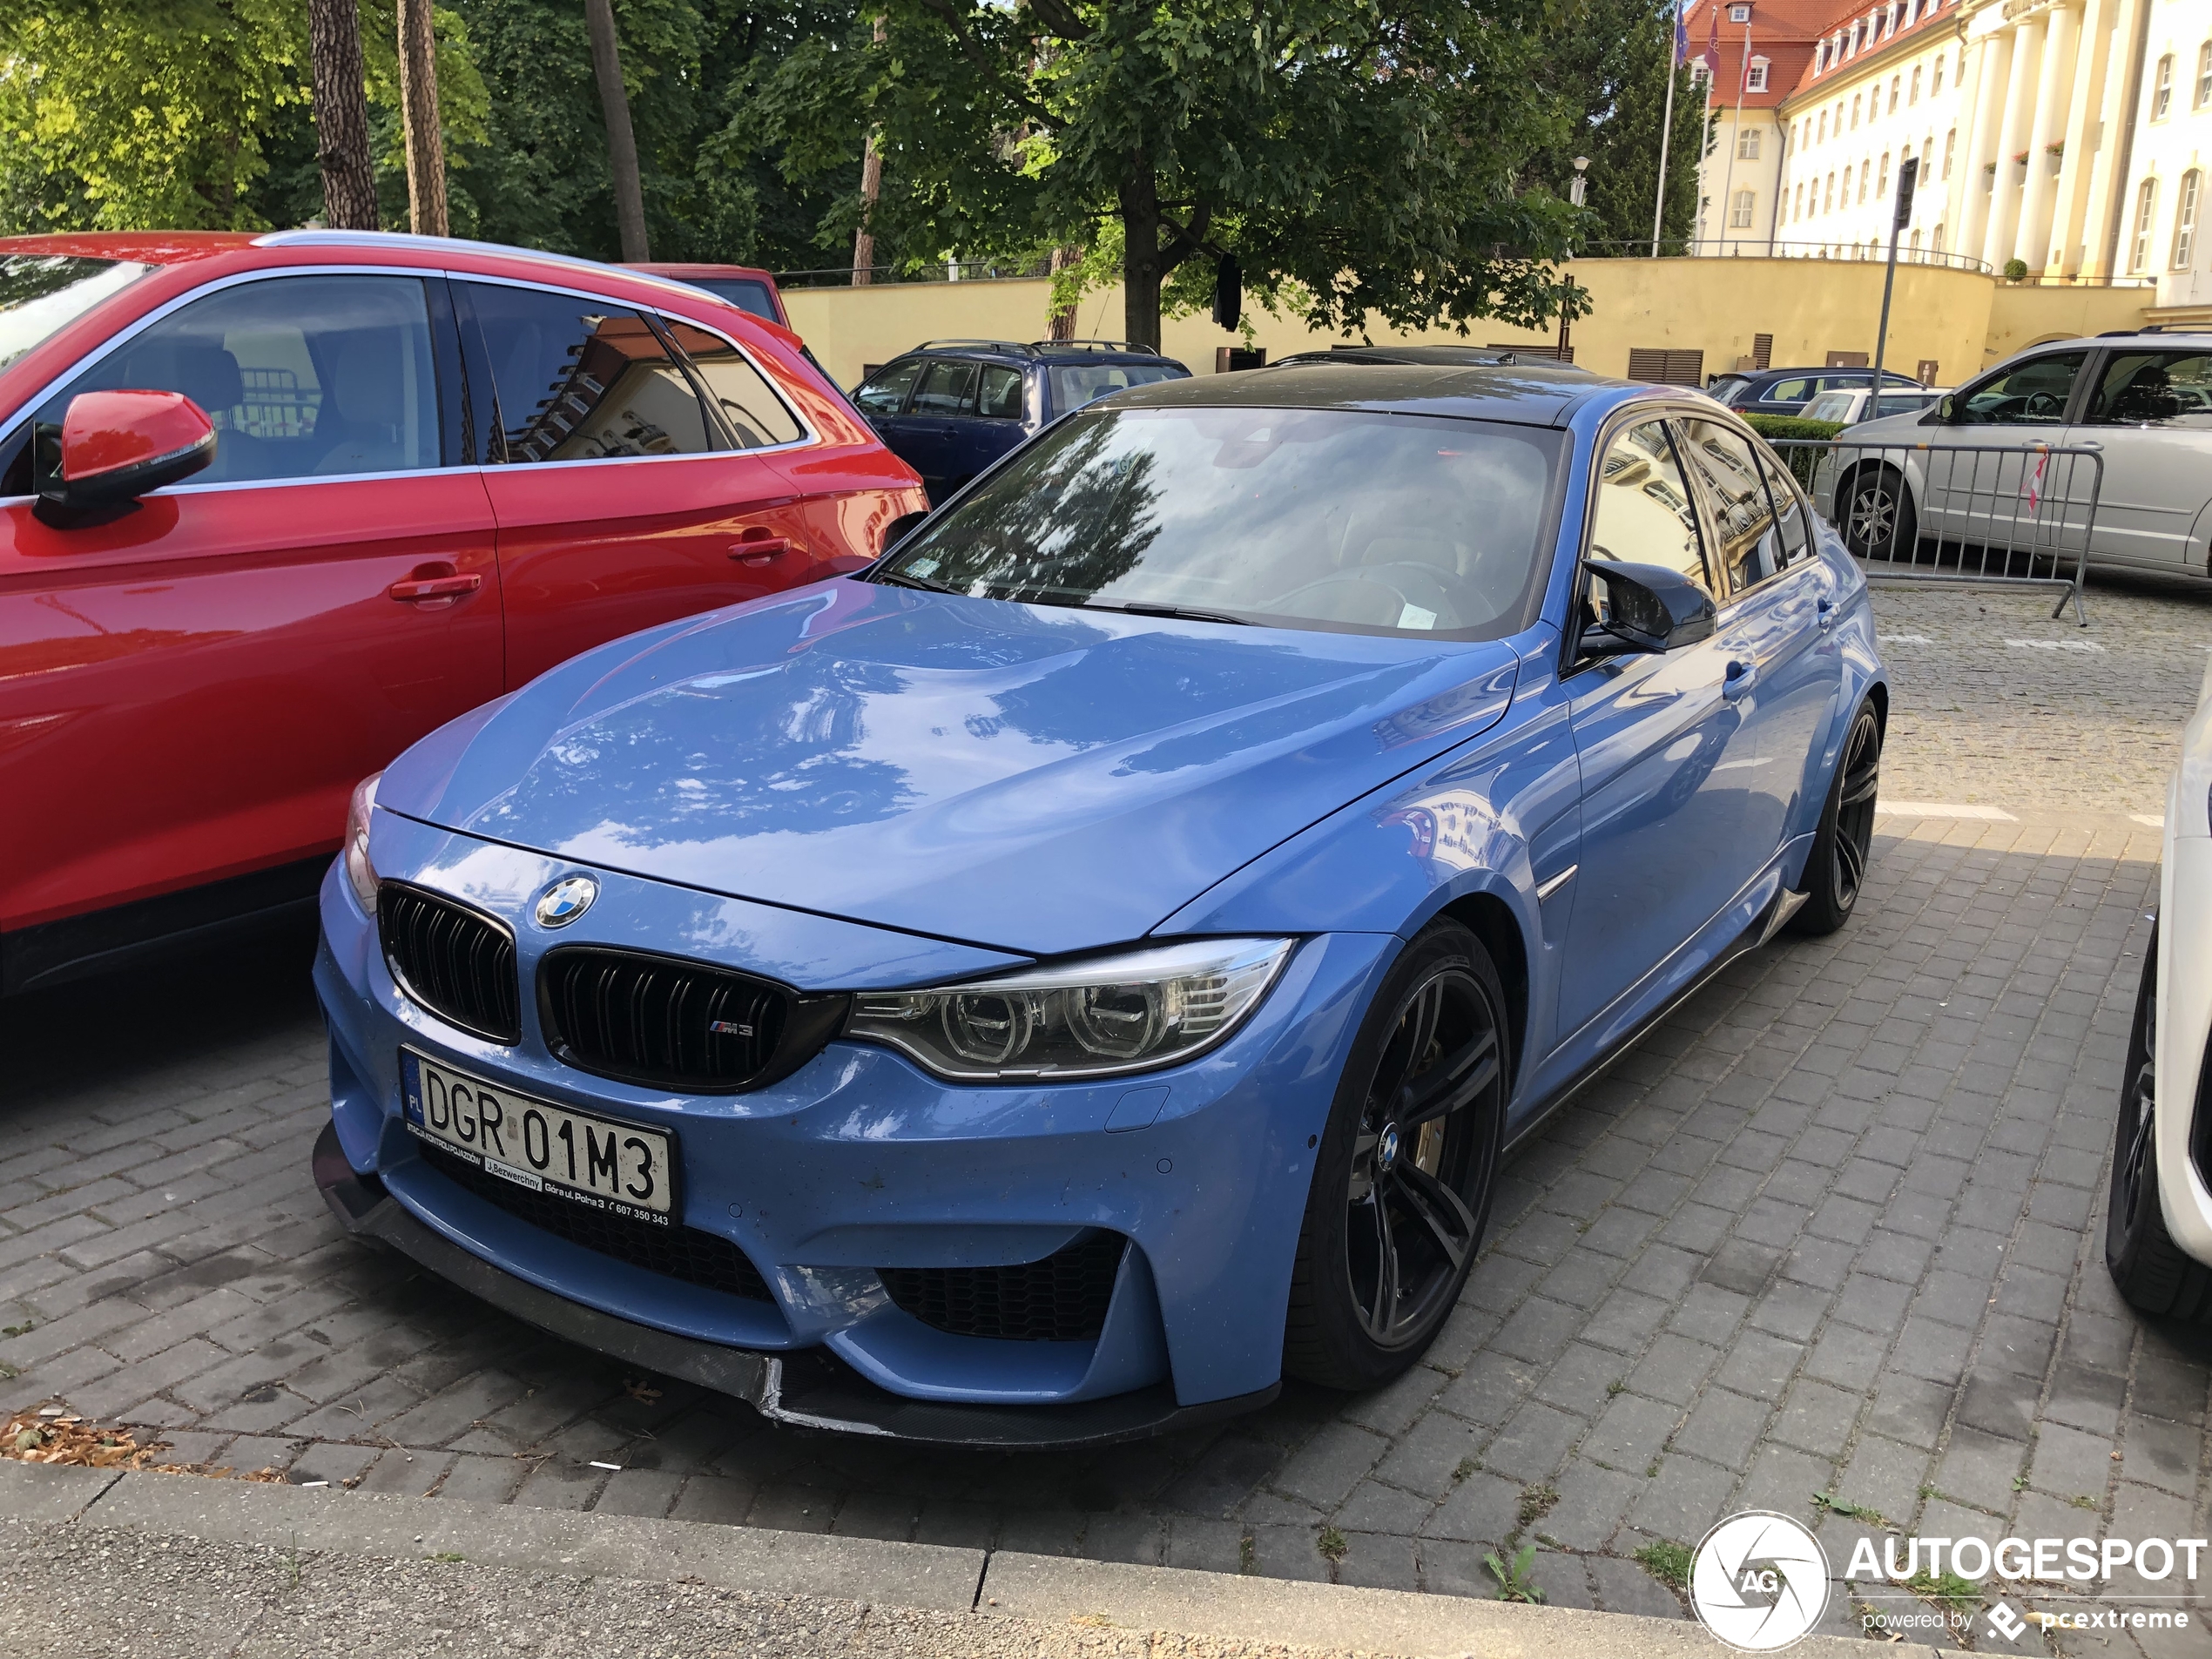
[2156,834,2212,1264]
[313,1122,1276,1447]
[314,813,1398,1434]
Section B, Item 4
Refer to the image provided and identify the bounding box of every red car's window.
[659,321,803,449]
[460,280,714,463]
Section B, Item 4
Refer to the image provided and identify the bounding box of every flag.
[1674,0,1689,64]
[2025,449,2049,512]
[1705,0,1720,71]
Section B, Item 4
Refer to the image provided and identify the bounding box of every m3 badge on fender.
[534,873,598,928]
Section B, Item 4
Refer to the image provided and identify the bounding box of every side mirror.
[1927,395,1955,424]
[1581,559,1717,654]
[36,389,214,526]
[880,509,930,556]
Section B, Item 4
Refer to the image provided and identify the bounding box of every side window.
[1679,419,1782,593]
[909,358,979,416]
[36,273,441,484]
[1766,377,1813,404]
[1751,442,1814,567]
[853,358,921,417]
[458,280,712,463]
[975,363,1025,420]
[1583,421,1715,641]
[2084,350,2212,428]
[660,321,804,448]
[1952,351,2086,425]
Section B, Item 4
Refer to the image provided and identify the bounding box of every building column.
[2078,0,2148,280]
[1958,27,2016,261]
[2014,2,2080,270]
[2052,0,2115,276]
[1982,15,2045,267]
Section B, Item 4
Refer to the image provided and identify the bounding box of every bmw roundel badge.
[534,874,598,928]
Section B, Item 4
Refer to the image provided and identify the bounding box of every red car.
[0,231,925,995]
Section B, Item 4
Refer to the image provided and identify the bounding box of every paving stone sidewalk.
[3,579,2209,1658]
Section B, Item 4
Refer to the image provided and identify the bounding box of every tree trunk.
[307,0,377,229]
[396,0,448,235]
[1118,163,1162,350]
[1046,244,1082,339]
[852,138,881,284]
[583,0,651,261]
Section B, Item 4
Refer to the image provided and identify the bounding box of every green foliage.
[760,0,1587,343]
[1316,1525,1347,1563]
[1904,1568,1980,1616]
[1485,1542,1546,1602]
[1632,1539,1694,1593]
[1743,415,1845,442]
[1527,0,1703,253]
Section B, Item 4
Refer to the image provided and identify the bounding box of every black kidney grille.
[414,1137,771,1302]
[541,947,820,1091]
[380,884,520,1043]
[879,1232,1127,1343]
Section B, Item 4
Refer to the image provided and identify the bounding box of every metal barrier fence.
[1766,437,2102,626]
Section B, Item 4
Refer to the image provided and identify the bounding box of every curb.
[0,1462,1926,1658]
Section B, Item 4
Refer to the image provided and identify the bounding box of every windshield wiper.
[1082,599,1251,626]
[873,568,956,593]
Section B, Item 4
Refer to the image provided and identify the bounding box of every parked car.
[2107,682,2212,1323]
[0,232,924,995]
[1711,364,1923,419]
[624,262,788,327]
[314,361,1888,1444]
[1799,385,1950,426]
[1271,345,1595,374]
[852,339,1190,503]
[1820,331,2212,570]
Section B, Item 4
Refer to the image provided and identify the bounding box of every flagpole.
[1652,0,1683,256]
[1715,16,1752,253]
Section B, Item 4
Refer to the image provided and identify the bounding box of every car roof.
[1100,361,1649,428]
[627,261,778,282]
[1269,345,1596,376]
[903,338,1178,367]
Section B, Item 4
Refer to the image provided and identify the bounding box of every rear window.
[0,255,152,374]
[686,276,780,322]
[1049,361,1186,414]
[880,405,1562,641]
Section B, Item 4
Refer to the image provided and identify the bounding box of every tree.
[308,0,379,227]
[398,0,450,232]
[582,0,648,260]
[1527,0,1703,254]
[762,0,1587,349]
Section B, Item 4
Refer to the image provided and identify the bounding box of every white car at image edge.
[2109,662,2212,1321]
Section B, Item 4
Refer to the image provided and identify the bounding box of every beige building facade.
[2117,0,2212,314]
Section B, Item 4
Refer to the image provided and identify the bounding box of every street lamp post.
[1562,158,1590,363]
[1872,158,1919,394]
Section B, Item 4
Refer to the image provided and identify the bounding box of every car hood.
[382,580,1520,959]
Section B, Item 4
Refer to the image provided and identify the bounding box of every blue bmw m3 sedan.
[313,363,1888,1447]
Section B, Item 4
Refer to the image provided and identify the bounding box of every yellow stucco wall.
[781,260,2148,392]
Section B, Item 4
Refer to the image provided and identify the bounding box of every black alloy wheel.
[2106,921,2212,1322]
[1792,700,1881,935]
[1842,466,1918,563]
[1285,920,1508,1391]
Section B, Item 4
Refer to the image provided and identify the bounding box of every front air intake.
[538,946,846,1093]
[378,883,521,1044]
[879,1232,1128,1342]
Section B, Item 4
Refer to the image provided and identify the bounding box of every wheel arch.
[1435,889,1530,1093]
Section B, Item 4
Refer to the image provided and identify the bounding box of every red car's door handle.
[389,572,482,602]
[729,535,791,563]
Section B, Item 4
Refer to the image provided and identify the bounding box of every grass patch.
[1634,1539,1695,1593]
[1452,1457,1480,1482]
[1811,1490,1886,1526]
[1516,1483,1560,1533]
[1317,1526,1347,1563]
[1238,1534,1256,1573]
[1905,1568,1979,1617]
[1485,1542,1546,1603]
[430,1552,466,1563]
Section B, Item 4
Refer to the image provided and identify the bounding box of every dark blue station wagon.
[852,339,1190,504]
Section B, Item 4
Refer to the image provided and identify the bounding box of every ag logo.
[1689,1511,1831,1651]
[533,873,598,928]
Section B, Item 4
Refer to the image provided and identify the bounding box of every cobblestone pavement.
[3,574,2209,1656]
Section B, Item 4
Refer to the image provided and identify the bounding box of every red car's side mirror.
[35,388,216,526]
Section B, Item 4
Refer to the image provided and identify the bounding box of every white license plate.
[400,1049,675,1226]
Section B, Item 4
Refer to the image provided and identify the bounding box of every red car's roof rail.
[251,229,725,307]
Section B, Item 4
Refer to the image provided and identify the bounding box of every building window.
[1884,2,1898,37]
[1817,111,1827,142]
[1879,152,1892,196]
[2176,171,2202,269]
[1851,94,1863,128]
[2155,54,2175,119]
[1904,0,1919,26]
[1943,128,1955,179]
[1795,183,1806,218]
[1932,52,1945,94]
[1860,158,1872,202]
[1890,75,1901,113]
[1910,227,1924,259]
[1738,125,1763,158]
[1911,64,1922,104]
[2133,179,2159,271]
[2197,40,2211,108]
[1825,172,1837,211]
[1747,57,1770,91]
[1730,3,1750,17]
[1732,189,1757,227]
[1932,224,1945,256]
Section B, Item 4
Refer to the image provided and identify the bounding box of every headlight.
[845,937,1295,1082]
[344,772,382,914]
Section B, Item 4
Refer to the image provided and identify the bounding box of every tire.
[2106,921,2212,1322]
[1841,465,1918,563]
[1283,919,1510,1391]
[1791,699,1881,936]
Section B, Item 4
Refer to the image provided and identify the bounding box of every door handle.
[728,534,791,563]
[388,570,482,603]
[1723,658,1758,699]
[1816,596,1836,629]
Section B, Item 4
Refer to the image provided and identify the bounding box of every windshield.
[688,276,779,322]
[877,406,1562,639]
[0,256,151,374]
[1049,361,1185,414]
